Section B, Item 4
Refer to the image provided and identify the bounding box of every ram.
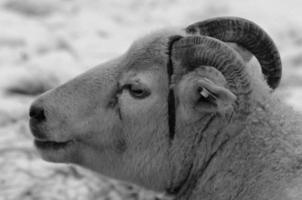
[29,17,302,200]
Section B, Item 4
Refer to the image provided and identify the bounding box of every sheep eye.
[127,83,150,99]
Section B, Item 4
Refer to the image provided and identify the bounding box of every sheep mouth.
[34,139,74,150]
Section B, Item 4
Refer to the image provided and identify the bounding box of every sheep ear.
[193,78,236,113]
[226,42,253,63]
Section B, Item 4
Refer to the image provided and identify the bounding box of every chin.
[34,139,78,163]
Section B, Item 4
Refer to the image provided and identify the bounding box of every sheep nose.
[29,103,46,122]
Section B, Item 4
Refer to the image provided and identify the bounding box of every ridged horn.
[172,36,252,115]
[186,17,282,90]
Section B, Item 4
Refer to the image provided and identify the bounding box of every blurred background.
[1,0,302,199]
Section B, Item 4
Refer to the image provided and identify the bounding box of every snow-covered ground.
[1,0,302,199]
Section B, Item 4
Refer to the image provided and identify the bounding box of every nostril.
[29,104,46,122]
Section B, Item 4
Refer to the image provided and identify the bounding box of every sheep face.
[29,31,239,191]
[29,17,284,198]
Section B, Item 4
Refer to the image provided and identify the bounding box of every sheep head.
[29,17,282,193]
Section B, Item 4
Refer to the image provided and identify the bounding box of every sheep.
[28,17,302,200]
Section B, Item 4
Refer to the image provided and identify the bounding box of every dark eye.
[127,83,150,99]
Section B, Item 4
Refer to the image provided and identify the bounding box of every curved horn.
[186,17,282,90]
[172,36,252,116]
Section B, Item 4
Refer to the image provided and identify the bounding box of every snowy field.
[1,0,302,199]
